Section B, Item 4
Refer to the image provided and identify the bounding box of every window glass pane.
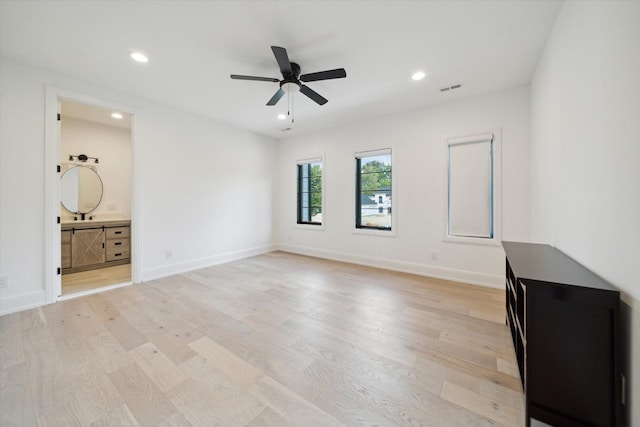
[356,152,391,230]
[297,161,322,225]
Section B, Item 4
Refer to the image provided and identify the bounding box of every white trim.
[0,290,47,316]
[355,148,392,158]
[352,227,397,237]
[296,156,322,165]
[57,281,133,301]
[44,86,138,303]
[443,129,502,246]
[278,243,503,288]
[294,223,325,231]
[44,87,61,303]
[141,244,276,282]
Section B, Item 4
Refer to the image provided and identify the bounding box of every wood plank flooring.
[62,264,132,295]
[0,251,524,426]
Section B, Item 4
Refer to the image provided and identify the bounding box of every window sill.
[295,223,324,231]
[353,228,396,237]
[443,234,501,246]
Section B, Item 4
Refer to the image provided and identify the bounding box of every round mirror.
[60,165,103,214]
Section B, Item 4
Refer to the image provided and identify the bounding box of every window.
[356,149,392,230]
[297,159,322,225]
[446,133,500,242]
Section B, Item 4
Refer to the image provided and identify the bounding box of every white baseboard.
[0,290,47,316]
[1,243,499,316]
[141,243,277,282]
[278,243,503,289]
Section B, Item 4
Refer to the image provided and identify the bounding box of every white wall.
[277,86,531,287]
[531,1,640,424]
[60,117,132,221]
[0,58,277,314]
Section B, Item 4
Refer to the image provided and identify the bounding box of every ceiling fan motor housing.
[281,62,302,92]
[287,62,301,79]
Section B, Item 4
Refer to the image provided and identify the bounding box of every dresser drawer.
[106,226,130,239]
[106,238,130,261]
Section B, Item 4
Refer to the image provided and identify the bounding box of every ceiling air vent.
[440,83,462,92]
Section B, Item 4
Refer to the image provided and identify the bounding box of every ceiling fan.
[231,46,347,106]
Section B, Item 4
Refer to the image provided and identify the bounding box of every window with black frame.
[297,159,322,225]
[355,150,392,230]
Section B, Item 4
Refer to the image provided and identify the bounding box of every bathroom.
[59,99,132,296]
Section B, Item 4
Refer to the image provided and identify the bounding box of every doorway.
[59,100,133,296]
[44,87,138,302]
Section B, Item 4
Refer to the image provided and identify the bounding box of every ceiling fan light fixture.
[281,82,300,93]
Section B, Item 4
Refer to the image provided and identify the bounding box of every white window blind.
[448,135,493,238]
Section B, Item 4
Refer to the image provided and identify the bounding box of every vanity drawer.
[106,226,130,239]
[106,238,130,261]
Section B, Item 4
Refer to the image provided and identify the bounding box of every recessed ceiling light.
[111,112,123,119]
[412,71,426,81]
[130,52,148,63]
[277,114,287,120]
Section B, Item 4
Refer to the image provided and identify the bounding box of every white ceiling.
[61,100,133,130]
[0,0,563,139]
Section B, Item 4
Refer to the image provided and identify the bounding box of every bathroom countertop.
[61,219,130,230]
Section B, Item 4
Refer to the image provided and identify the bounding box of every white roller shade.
[448,136,493,238]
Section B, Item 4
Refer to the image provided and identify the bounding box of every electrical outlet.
[0,276,8,289]
[431,252,438,261]
[165,250,173,260]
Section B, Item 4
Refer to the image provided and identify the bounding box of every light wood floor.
[0,251,524,426]
[62,264,132,295]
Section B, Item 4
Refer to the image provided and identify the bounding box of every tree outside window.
[297,160,322,225]
[356,152,392,230]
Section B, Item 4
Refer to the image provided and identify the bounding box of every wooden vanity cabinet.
[62,220,130,273]
[61,230,72,269]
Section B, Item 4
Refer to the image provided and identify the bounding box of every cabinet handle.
[114,231,122,235]
[114,242,122,246]
[115,253,122,257]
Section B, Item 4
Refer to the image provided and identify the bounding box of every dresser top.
[502,241,618,293]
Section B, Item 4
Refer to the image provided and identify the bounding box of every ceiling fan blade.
[271,46,292,76]
[266,88,285,106]
[230,74,280,82]
[300,68,347,82]
[300,85,328,105]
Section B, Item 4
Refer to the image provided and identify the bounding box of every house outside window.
[297,159,322,225]
[356,149,392,230]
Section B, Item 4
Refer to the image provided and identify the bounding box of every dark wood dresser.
[502,241,621,427]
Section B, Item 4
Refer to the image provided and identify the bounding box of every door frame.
[44,86,139,302]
